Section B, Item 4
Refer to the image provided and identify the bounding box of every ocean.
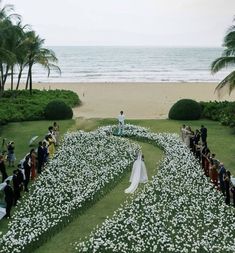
[28,46,230,83]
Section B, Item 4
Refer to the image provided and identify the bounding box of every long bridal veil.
[124,153,148,194]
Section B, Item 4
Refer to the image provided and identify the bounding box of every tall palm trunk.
[16,65,23,90]
[25,67,30,90]
[29,64,33,95]
[10,65,14,90]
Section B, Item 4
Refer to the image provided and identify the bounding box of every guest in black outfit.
[200,125,207,144]
[0,154,8,182]
[218,163,226,196]
[23,155,31,192]
[4,180,14,218]
[17,166,24,192]
[37,141,44,174]
[224,171,231,205]
[12,170,21,205]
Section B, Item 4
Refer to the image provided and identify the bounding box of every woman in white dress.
[125,153,148,194]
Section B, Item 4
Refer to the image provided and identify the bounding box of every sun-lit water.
[19,46,231,83]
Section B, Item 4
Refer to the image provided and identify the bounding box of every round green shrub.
[44,100,73,120]
[168,99,201,120]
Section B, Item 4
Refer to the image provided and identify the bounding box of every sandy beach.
[24,82,235,119]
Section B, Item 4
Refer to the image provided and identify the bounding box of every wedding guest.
[184,126,193,148]
[23,155,31,192]
[180,124,186,142]
[218,163,226,195]
[12,170,21,205]
[17,167,24,192]
[53,122,60,145]
[194,142,202,162]
[224,171,231,205]
[37,142,44,174]
[48,126,57,144]
[4,180,14,218]
[7,141,15,167]
[201,144,210,177]
[42,141,49,164]
[230,185,235,207]
[0,154,8,182]
[200,125,207,144]
[117,111,125,136]
[210,154,219,187]
[46,134,55,158]
[30,149,36,180]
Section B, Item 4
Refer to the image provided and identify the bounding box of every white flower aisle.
[75,124,235,253]
[0,129,139,253]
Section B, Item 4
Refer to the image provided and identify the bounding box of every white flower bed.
[0,129,139,253]
[75,124,235,253]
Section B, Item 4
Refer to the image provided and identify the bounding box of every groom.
[117,111,125,136]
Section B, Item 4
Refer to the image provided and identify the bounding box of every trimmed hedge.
[168,99,201,120]
[0,89,80,124]
[200,101,235,127]
[44,100,73,120]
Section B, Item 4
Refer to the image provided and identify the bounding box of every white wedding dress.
[125,154,148,194]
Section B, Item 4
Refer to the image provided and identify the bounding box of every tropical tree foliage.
[0,1,60,94]
[211,17,235,95]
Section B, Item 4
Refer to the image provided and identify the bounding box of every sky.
[5,0,235,47]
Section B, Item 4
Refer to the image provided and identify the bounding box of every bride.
[125,153,148,194]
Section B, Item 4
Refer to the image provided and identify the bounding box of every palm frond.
[215,70,235,96]
[211,56,235,73]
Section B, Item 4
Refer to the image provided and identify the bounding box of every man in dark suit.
[4,180,14,218]
[12,170,21,205]
[200,125,207,144]
[37,141,44,174]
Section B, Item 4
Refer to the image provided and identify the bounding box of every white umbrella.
[0,207,6,220]
[29,136,39,146]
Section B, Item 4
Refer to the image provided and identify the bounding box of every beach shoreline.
[11,82,235,119]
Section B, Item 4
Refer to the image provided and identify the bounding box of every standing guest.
[210,154,219,187]
[218,163,226,196]
[224,171,231,205]
[37,142,44,174]
[230,185,235,207]
[184,126,193,149]
[46,134,55,158]
[30,149,36,180]
[200,125,207,144]
[53,122,60,145]
[48,126,57,144]
[17,167,24,192]
[12,170,21,205]
[180,124,186,143]
[4,180,14,219]
[42,141,49,164]
[194,142,202,162]
[23,155,31,192]
[7,141,15,167]
[117,111,125,136]
[201,144,210,177]
[0,154,8,182]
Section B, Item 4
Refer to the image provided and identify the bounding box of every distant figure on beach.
[117,111,125,135]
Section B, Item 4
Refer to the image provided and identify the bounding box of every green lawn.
[0,118,235,253]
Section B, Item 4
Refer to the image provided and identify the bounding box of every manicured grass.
[32,140,163,253]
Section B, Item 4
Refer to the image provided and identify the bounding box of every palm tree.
[24,31,61,94]
[211,18,235,95]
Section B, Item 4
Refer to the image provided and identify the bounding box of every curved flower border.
[75,124,235,253]
[0,129,139,253]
